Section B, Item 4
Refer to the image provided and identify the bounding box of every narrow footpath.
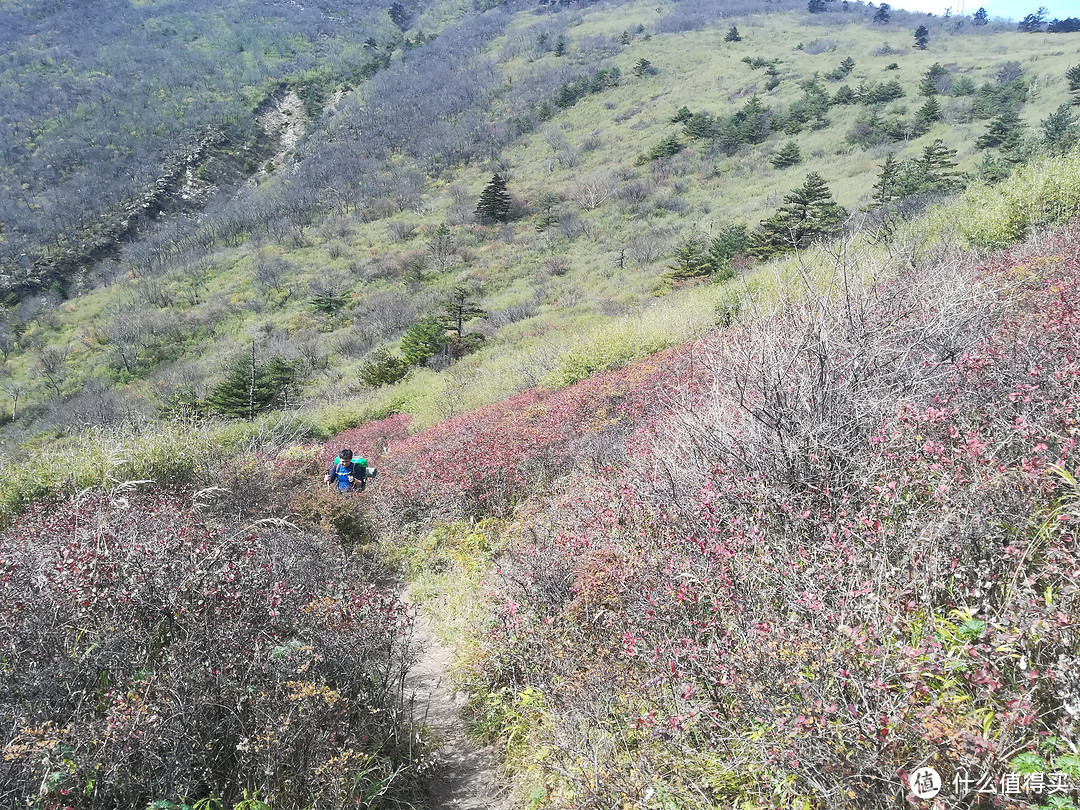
[405,598,513,810]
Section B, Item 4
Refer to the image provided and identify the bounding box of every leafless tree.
[570,171,617,211]
[33,345,70,398]
[627,228,674,264]
[0,376,25,421]
[426,226,457,273]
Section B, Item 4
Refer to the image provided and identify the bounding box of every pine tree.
[874,3,891,23]
[752,172,847,255]
[262,356,301,409]
[951,75,976,97]
[1067,65,1080,106]
[1048,17,1080,33]
[388,2,410,31]
[553,35,567,56]
[665,236,713,280]
[475,173,512,224]
[439,286,486,357]
[1018,7,1046,32]
[707,224,750,279]
[724,25,741,41]
[633,58,653,77]
[735,94,770,144]
[671,106,693,123]
[401,316,448,366]
[683,111,719,139]
[976,153,1012,183]
[360,349,410,387]
[205,356,260,420]
[1043,103,1079,154]
[914,24,929,49]
[765,64,781,91]
[973,6,989,24]
[915,96,943,126]
[619,30,631,45]
[919,63,948,96]
[637,132,684,163]
[871,153,901,208]
[205,347,300,420]
[770,141,803,168]
[808,0,827,12]
[833,85,856,105]
[914,139,964,193]
[975,108,1024,150]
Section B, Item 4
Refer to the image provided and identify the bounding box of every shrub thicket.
[0,486,424,809]
[454,228,1080,808]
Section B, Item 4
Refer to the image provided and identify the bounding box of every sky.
[890,0,1069,20]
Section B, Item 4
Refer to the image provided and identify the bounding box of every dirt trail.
[405,596,513,810]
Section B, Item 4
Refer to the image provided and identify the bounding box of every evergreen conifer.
[360,349,410,387]
[1018,8,1046,32]
[752,172,847,255]
[707,225,750,279]
[915,97,943,127]
[671,106,693,123]
[871,153,901,208]
[913,139,964,193]
[833,85,856,105]
[439,286,486,358]
[205,348,300,420]
[770,141,803,168]
[914,24,929,49]
[975,108,1024,150]
[951,76,976,97]
[734,94,770,144]
[665,236,713,280]
[475,173,512,224]
[401,316,449,366]
[388,2,410,31]
[1067,65,1080,106]
[1043,104,1079,154]
[919,63,948,95]
[724,25,741,41]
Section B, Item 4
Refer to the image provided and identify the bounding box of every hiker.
[324,448,368,492]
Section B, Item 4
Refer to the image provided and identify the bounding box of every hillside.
[0,0,1078,446]
[4,0,1080,806]
[370,216,1080,810]
[3,151,1080,808]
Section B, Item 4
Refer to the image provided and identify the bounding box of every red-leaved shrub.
[464,230,1080,808]
[0,489,422,809]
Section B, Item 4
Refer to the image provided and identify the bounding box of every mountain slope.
[2,0,1078,446]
